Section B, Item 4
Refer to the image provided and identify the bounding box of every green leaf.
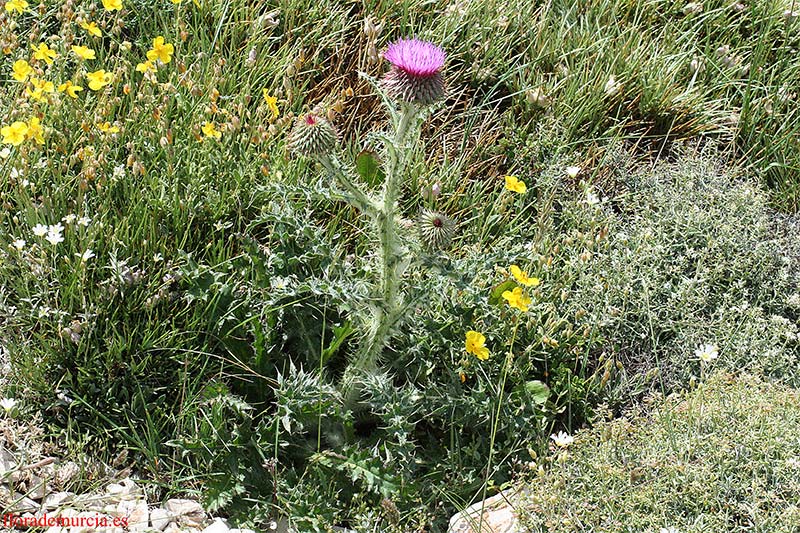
[525,380,550,405]
[355,150,385,186]
[489,279,517,306]
[321,321,355,365]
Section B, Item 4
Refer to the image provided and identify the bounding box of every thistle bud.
[287,113,338,157]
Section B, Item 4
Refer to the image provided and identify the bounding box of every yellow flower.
[465,330,490,361]
[504,174,527,194]
[26,117,44,145]
[201,121,221,140]
[135,60,155,73]
[4,0,27,15]
[510,265,540,288]
[262,88,279,121]
[171,0,181,3]
[86,69,113,91]
[71,45,96,60]
[32,43,58,65]
[12,59,32,82]
[102,0,122,11]
[502,286,532,312]
[58,81,83,98]
[26,77,55,101]
[97,121,120,134]
[80,21,102,37]
[146,36,174,64]
[1,121,29,146]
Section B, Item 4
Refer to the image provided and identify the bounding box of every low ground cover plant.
[518,372,800,532]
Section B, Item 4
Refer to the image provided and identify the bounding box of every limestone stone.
[42,491,76,510]
[0,446,17,477]
[447,489,525,533]
[117,499,149,531]
[164,499,205,527]
[202,518,230,533]
[27,473,49,500]
[150,508,171,531]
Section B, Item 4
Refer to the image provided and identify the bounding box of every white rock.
[5,491,39,512]
[73,510,107,533]
[27,474,50,500]
[447,488,525,533]
[229,529,257,533]
[0,446,17,476]
[118,477,142,498]
[106,483,124,496]
[202,518,230,533]
[163,522,181,533]
[117,499,149,531]
[164,499,205,527]
[42,491,76,510]
[150,508,171,531]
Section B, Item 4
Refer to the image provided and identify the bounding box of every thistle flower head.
[418,209,455,251]
[381,38,446,105]
[287,113,338,157]
[384,38,445,77]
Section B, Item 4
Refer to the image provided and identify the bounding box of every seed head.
[418,209,455,251]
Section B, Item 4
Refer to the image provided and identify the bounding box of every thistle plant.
[288,38,448,403]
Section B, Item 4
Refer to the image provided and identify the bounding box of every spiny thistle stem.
[341,103,419,404]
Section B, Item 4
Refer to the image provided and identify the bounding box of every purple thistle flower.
[381,38,446,106]
[384,38,446,78]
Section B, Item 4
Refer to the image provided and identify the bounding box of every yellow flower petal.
[504,174,527,194]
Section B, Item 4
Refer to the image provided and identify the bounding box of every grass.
[1,0,800,531]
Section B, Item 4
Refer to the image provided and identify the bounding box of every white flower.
[77,216,91,227]
[32,224,48,237]
[526,87,551,108]
[10,168,22,180]
[62,214,77,224]
[785,457,800,469]
[46,224,65,246]
[604,76,622,97]
[11,239,25,250]
[76,249,95,263]
[0,398,17,412]
[56,390,73,404]
[153,253,164,263]
[550,431,575,448]
[585,189,601,205]
[660,527,680,533]
[46,233,64,246]
[566,166,581,178]
[695,343,719,363]
[112,164,126,180]
[0,147,11,159]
